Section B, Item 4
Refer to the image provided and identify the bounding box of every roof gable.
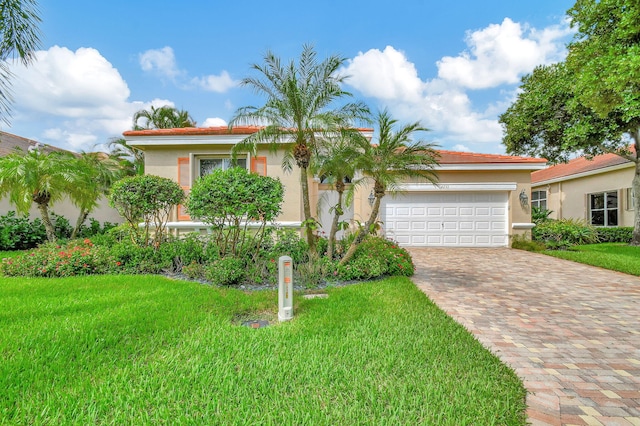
[531,148,634,184]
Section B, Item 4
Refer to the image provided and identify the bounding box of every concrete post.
[278,255,293,322]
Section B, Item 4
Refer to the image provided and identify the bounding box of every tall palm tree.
[68,152,126,238]
[133,105,196,130]
[0,149,77,242]
[0,0,42,123]
[312,132,362,259]
[339,110,439,265]
[230,44,370,255]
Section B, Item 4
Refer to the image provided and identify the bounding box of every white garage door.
[383,192,508,247]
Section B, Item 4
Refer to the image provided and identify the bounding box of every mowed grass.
[544,243,640,276]
[0,275,526,425]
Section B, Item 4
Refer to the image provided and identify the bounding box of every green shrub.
[0,211,47,250]
[532,219,599,249]
[109,175,184,246]
[335,236,414,280]
[204,257,246,286]
[511,234,546,252]
[51,212,73,240]
[595,227,633,243]
[0,239,117,277]
[187,168,283,258]
[531,206,553,224]
[182,261,206,280]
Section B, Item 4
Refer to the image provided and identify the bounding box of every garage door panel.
[383,191,508,247]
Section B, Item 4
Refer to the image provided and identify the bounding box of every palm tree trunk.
[37,202,57,242]
[300,165,317,257]
[327,190,344,259]
[71,208,89,239]
[339,195,382,265]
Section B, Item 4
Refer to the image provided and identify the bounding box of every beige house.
[531,151,636,227]
[0,131,122,224]
[124,126,546,247]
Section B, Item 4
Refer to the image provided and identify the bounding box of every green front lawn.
[544,243,640,276]
[0,275,526,425]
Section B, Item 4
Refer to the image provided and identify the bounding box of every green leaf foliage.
[109,175,184,246]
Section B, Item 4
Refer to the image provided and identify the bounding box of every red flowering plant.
[0,239,118,277]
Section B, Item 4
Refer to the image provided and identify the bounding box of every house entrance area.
[382,191,509,247]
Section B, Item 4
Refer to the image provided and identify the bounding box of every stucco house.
[531,150,636,227]
[124,126,547,247]
[0,131,122,224]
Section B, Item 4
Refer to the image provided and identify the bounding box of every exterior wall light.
[519,189,529,207]
[368,190,375,206]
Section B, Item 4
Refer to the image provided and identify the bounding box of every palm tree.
[133,105,196,130]
[68,152,125,238]
[0,149,77,242]
[0,0,42,123]
[230,44,370,255]
[312,133,362,259]
[108,137,144,175]
[339,110,439,265]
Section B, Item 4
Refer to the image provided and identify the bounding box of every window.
[199,158,247,177]
[531,190,547,210]
[589,191,618,226]
[626,188,636,211]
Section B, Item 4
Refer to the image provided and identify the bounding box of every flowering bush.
[1,239,118,277]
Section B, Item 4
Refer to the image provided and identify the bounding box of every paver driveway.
[408,248,640,426]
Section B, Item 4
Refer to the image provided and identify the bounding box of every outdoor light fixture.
[519,189,529,207]
[368,190,375,206]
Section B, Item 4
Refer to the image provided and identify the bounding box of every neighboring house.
[125,126,546,247]
[531,150,636,227]
[0,131,122,224]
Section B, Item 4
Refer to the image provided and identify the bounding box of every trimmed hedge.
[595,227,633,243]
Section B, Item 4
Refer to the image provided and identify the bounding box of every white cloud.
[7,46,177,152]
[192,71,238,93]
[202,117,227,127]
[437,18,571,89]
[342,46,424,103]
[342,18,570,153]
[139,46,183,80]
[452,144,471,152]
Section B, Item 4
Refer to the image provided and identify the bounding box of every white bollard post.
[278,255,293,322]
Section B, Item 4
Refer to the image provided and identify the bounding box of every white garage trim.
[383,191,509,247]
[396,182,517,192]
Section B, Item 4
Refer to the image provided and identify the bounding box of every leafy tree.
[68,152,126,239]
[339,111,439,265]
[0,149,77,242]
[187,167,283,259]
[312,132,362,259]
[133,105,196,130]
[0,0,41,123]
[500,0,640,245]
[109,175,184,246]
[230,44,370,256]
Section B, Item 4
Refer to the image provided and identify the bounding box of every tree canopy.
[500,0,640,245]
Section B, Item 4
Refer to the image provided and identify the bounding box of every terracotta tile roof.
[123,126,375,137]
[531,148,635,184]
[436,150,546,164]
[0,131,68,156]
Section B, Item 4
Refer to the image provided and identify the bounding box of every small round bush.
[532,219,599,249]
[204,257,246,286]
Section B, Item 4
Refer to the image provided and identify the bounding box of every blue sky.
[4,0,575,154]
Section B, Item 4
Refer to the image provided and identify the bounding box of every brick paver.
[409,248,640,426]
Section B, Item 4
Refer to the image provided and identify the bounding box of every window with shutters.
[588,191,618,226]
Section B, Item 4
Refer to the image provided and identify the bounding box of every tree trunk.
[339,194,382,266]
[300,165,317,257]
[71,208,89,240]
[37,202,57,243]
[327,189,344,259]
